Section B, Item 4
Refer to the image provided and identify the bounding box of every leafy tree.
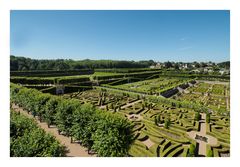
[164,117,170,129]
[10,111,65,157]
[188,144,196,157]
[171,102,176,107]
[154,116,158,125]
[92,113,134,157]
[164,61,173,69]
[206,113,210,123]
[174,63,179,70]
[195,112,201,121]
[207,149,213,157]
[70,104,97,150]
[218,61,230,69]
[34,94,51,121]
[44,97,60,127]
[55,99,78,135]
[157,115,161,124]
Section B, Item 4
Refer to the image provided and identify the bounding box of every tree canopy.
[10,55,155,71]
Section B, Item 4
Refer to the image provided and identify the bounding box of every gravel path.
[187,113,218,156]
[12,104,95,157]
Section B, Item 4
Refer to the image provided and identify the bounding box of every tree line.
[217,61,230,69]
[10,55,155,71]
[11,55,229,71]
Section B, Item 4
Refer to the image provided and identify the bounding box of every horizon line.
[10,55,229,63]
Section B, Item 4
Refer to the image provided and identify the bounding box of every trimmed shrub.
[206,113,210,123]
[194,112,201,121]
[10,69,94,77]
[44,96,60,127]
[188,144,196,157]
[207,149,213,157]
[164,118,171,129]
[57,77,90,84]
[10,77,55,85]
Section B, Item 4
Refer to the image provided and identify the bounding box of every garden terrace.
[10,71,127,86]
[187,82,211,93]
[10,77,55,85]
[174,81,230,113]
[95,68,161,73]
[210,84,226,96]
[92,71,162,85]
[10,71,230,157]
[10,69,94,77]
[11,75,91,86]
[158,73,230,81]
[109,77,193,96]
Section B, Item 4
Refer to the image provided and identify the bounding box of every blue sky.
[11,10,230,62]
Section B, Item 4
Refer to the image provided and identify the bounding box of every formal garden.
[10,69,230,157]
[174,81,230,114]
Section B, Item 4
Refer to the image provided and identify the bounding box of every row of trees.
[10,83,134,157]
[217,61,230,69]
[10,111,66,157]
[11,55,229,71]
[10,55,155,71]
[162,61,230,70]
[163,61,215,69]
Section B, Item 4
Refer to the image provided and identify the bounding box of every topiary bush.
[207,149,213,157]
[194,112,201,121]
[188,144,196,157]
[206,113,210,123]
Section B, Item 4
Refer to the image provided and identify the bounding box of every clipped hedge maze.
[206,113,230,157]
[11,74,230,157]
[125,103,198,157]
[64,89,199,157]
